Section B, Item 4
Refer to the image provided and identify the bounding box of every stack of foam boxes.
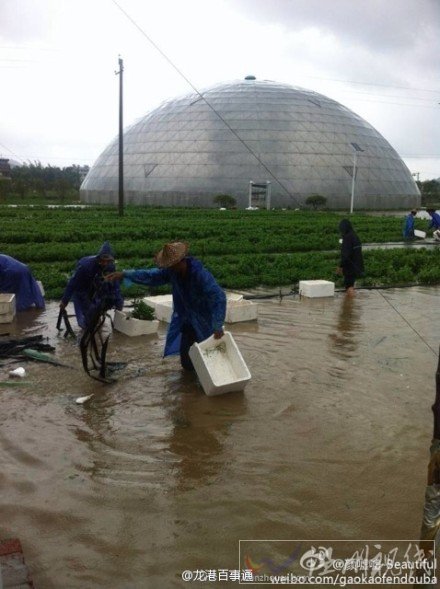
[0,294,16,323]
[143,292,258,324]
[224,293,258,323]
[143,295,173,323]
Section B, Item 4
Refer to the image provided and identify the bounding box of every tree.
[213,194,237,208]
[0,177,11,201]
[305,194,327,210]
[54,178,71,202]
[9,162,89,201]
[418,180,440,206]
[11,178,28,199]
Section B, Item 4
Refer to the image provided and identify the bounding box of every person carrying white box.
[105,242,226,371]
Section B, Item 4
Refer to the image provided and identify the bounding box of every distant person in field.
[336,219,364,297]
[60,241,124,329]
[0,254,45,311]
[403,209,417,240]
[105,241,226,371]
[427,209,440,241]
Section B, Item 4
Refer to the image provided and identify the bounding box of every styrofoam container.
[0,311,15,324]
[189,331,251,396]
[226,292,243,303]
[0,293,15,314]
[225,299,258,323]
[143,292,252,323]
[414,229,426,238]
[113,309,159,336]
[143,295,173,323]
[0,293,16,323]
[299,280,335,298]
[9,367,26,378]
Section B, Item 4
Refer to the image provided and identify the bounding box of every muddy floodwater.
[0,288,439,588]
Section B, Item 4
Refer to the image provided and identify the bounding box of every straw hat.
[155,241,189,268]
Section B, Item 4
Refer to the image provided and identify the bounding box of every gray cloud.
[0,0,55,42]
[226,0,439,52]
[225,0,440,93]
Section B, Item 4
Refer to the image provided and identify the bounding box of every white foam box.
[0,293,16,323]
[299,280,335,298]
[143,295,173,323]
[113,309,159,336]
[225,298,258,323]
[143,292,257,323]
[226,292,243,303]
[414,229,426,238]
[189,331,251,396]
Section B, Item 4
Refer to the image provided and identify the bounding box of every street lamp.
[115,56,124,217]
[349,142,364,214]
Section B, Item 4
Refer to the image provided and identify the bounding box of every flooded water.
[0,289,438,588]
[362,241,440,250]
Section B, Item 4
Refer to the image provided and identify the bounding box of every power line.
[341,91,437,104]
[0,58,38,62]
[0,143,93,166]
[335,87,437,103]
[304,74,440,95]
[343,96,439,109]
[110,0,300,206]
[0,142,25,164]
[377,290,438,357]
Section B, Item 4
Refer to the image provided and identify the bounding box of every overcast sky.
[0,0,439,180]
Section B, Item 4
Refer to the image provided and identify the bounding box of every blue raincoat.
[123,257,226,357]
[403,214,415,239]
[62,242,124,329]
[428,212,440,230]
[0,255,45,312]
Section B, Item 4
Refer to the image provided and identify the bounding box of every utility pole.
[115,56,124,217]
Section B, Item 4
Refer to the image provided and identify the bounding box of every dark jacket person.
[60,241,124,329]
[338,219,364,296]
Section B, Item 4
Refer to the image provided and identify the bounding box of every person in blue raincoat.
[427,209,440,241]
[105,241,226,371]
[403,209,417,240]
[60,241,124,329]
[0,254,45,311]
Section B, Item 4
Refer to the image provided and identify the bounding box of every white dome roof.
[81,78,420,209]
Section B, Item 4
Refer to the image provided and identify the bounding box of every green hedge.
[0,206,436,298]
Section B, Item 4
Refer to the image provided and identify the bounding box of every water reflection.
[328,296,362,359]
[67,362,249,493]
[164,376,248,491]
[3,297,437,588]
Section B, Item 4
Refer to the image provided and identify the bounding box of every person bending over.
[105,241,226,371]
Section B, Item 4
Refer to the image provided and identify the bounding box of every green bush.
[130,300,155,321]
[213,194,237,208]
[305,194,327,210]
[1,206,440,297]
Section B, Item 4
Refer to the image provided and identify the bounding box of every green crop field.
[0,205,438,299]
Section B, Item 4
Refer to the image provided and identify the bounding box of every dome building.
[80,77,420,209]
